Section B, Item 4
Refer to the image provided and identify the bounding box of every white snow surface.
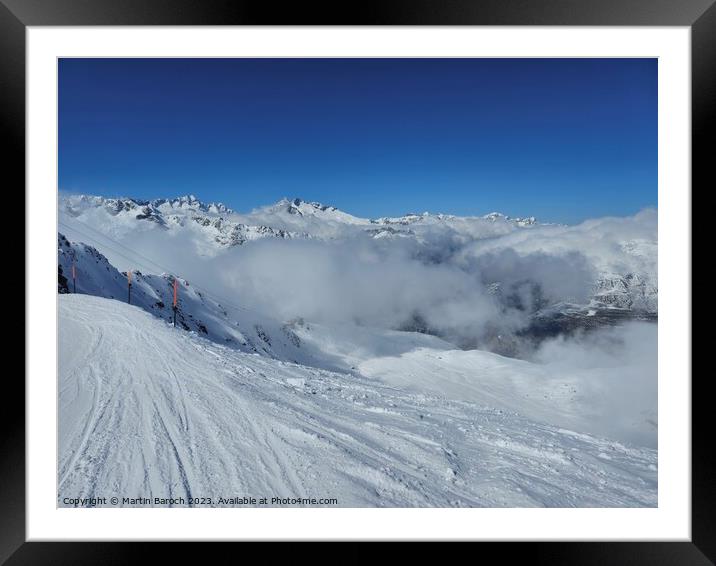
[292,321,657,448]
[59,295,657,508]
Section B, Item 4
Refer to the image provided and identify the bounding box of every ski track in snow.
[59,295,657,508]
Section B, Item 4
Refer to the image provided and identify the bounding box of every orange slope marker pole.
[172,277,178,327]
[127,270,132,304]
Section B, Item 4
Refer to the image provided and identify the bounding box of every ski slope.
[291,321,657,448]
[59,294,657,507]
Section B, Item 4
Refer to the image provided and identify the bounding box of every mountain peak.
[271,197,340,215]
[60,192,234,218]
[176,194,198,204]
[161,194,232,214]
[483,211,537,225]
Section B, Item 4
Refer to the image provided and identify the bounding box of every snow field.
[59,295,656,507]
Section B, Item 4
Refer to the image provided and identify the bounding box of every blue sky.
[59,58,656,223]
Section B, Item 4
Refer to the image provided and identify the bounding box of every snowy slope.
[292,322,657,448]
[248,197,370,231]
[58,233,317,363]
[59,294,657,508]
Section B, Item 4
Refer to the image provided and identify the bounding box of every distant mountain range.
[60,194,541,243]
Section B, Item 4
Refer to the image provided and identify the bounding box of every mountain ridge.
[62,192,541,227]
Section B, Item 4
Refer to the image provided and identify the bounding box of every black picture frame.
[6,0,708,562]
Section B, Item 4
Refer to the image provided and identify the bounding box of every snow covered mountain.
[373,210,537,227]
[64,193,235,217]
[58,233,312,362]
[260,197,368,224]
[59,193,541,244]
[61,194,309,251]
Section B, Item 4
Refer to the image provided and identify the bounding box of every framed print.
[6,0,710,562]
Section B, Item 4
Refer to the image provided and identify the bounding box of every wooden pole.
[127,270,132,304]
[172,277,178,327]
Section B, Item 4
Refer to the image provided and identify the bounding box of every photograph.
[57,57,658,509]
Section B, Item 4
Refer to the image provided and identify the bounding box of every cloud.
[212,236,506,339]
[465,248,596,306]
[204,210,655,347]
[533,321,658,447]
[456,208,658,279]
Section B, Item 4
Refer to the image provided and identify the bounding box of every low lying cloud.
[213,237,510,339]
[465,248,596,306]
[456,208,658,279]
[205,210,655,347]
[533,321,658,447]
